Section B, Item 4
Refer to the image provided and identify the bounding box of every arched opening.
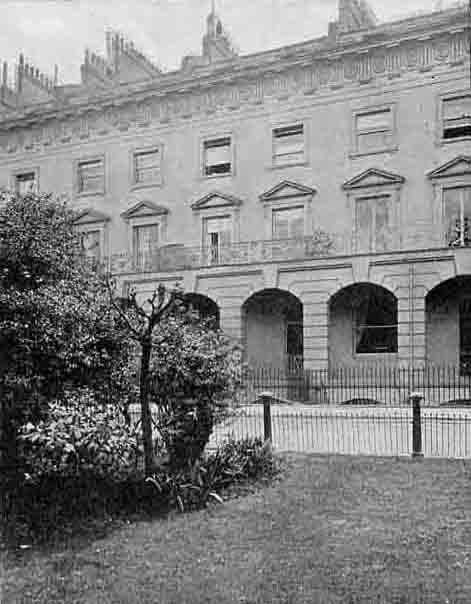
[183,293,220,329]
[242,288,303,370]
[329,283,398,367]
[426,276,471,372]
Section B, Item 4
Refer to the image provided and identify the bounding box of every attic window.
[354,107,394,155]
[273,124,305,166]
[442,94,471,141]
[15,171,37,195]
[203,137,232,177]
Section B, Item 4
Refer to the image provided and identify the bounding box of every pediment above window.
[259,180,316,202]
[191,191,243,211]
[74,208,110,225]
[427,156,471,180]
[121,200,169,219]
[343,168,405,190]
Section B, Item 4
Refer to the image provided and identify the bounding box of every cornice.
[0,5,468,154]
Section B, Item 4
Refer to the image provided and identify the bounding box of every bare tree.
[108,282,182,476]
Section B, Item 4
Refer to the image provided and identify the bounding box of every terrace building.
[1,0,471,376]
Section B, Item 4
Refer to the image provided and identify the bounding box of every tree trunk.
[139,337,155,476]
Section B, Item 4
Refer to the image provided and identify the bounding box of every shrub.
[149,314,243,470]
[18,388,141,484]
[146,437,278,513]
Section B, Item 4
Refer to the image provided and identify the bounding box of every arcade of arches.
[188,276,471,371]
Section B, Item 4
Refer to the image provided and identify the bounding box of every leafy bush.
[18,388,141,484]
[149,314,243,470]
[146,437,277,512]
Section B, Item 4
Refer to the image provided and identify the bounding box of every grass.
[3,454,471,604]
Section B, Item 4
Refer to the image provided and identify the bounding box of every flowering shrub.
[18,389,141,484]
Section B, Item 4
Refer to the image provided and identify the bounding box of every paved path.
[209,405,471,459]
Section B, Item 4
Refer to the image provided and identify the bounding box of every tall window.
[77,158,104,194]
[203,137,232,176]
[203,216,231,265]
[80,230,101,268]
[15,171,37,195]
[132,224,159,268]
[354,108,393,154]
[273,124,305,166]
[272,207,304,240]
[133,148,161,185]
[354,288,398,354]
[444,186,471,247]
[355,195,392,253]
[442,94,471,140]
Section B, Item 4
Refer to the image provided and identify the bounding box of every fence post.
[260,391,273,444]
[410,391,424,458]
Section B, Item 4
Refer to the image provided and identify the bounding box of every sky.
[0,0,461,85]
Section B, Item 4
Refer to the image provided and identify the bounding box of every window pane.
[444,188,463,246]
[273,125,304,163]
[356,110,391,132]
[355,198,373,253]
[81,230,101,265]
[443,96,471,120]
[133,224,159,266]
[16,172,36,195]
[273,207,304,239]
[374,196,392,252]
[134,150,160,184]
[204,138,231,175]
[357,131,389,153]
[78,160,104,193]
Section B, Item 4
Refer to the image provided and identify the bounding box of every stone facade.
[1,1,471,371]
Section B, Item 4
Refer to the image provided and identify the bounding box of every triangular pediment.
[121,200,169,219]
[191,191,243,210]
[73,208,110,225]
[259,181,316,202]
[343,168,405,190]
[428,156,471,180]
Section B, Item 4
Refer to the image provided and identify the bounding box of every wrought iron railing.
[110,233,345,274]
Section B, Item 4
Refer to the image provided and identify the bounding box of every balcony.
[111,232,346,274]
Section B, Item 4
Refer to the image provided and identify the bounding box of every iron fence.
[242,365,471,407]
[208,399,471,459]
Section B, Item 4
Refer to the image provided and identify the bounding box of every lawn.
[3,454,471,604]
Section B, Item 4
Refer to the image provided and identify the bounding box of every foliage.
[18,388,142,483]
[146,437,277,512]
[149,313,243,470]
[0,191,134,424]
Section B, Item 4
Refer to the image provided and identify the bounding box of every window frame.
[271,121,307,169]
[350,103,397,158]
[202,214,232,266]
[130,144,163,190]
[11,167,39,195]
[132,222,161,269]
[73,211,110,272]
[442,185,471,247]
[353,194,395,254]
[271,205,305,241]
[75,155,105,197]
[438,90,471,146]
[200,133,234,179]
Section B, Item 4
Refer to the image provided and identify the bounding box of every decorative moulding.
[427,155,471,180]
[191,191,243,211]
[121,200,169,219]
[342,167,405,190]
[73,208,110,224]
[259,180,316,202]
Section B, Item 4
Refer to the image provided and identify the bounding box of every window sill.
[201,172,234,180]
[75,190,105,199]
[353,352,398,360]
[268,160,309,171]
[130,181,163,192]
[349,146,398,159]
[437,136,471,146]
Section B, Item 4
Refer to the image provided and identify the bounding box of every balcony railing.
[111,233,347,274]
